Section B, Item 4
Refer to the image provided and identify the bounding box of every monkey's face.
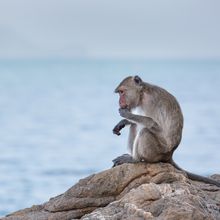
[118,86,128,109]
[115,76,143,110]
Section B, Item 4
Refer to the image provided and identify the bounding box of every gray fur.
[112,76,220,187]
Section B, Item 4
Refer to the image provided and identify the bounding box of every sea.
[0,59,220,216]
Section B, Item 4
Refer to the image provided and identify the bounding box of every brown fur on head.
[114,76,143,110]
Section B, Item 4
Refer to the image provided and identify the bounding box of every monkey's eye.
[118,90,124,95]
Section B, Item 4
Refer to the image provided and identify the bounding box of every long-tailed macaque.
[112,75,220,187]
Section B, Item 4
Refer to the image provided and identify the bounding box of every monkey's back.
[142,84,184,152]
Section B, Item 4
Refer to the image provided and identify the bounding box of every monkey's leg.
[127,123,137,153]
[112,124,137,167]
[133,128,171,163]
[113,119,132,136]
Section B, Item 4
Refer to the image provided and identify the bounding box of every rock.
[2,163,220,220]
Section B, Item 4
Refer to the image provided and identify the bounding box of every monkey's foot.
[112,154,136,167]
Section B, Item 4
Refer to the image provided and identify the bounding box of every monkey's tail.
[170,159,220,187]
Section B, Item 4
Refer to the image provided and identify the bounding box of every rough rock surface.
[2,163,220,220]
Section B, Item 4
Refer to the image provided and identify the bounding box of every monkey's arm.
[112,123,137,167]
[113,119,132,136]
[119,108,161,134]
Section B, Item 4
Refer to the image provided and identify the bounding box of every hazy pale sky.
[0,0,220,59]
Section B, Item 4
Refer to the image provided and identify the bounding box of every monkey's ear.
[134,75,142,85]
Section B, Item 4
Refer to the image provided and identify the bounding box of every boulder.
[2,163,220,220]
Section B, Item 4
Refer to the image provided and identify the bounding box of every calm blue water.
[0,59,220,216]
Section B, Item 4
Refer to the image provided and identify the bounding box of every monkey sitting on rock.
[112,75,220,187]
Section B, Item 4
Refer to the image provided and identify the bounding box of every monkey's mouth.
[120,105,131,112]
[119,100,128,109]
[119,102,128,109]
[120,105,128,109]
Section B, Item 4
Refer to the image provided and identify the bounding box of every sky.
[0,0,220,59]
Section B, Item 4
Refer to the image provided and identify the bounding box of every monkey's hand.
[113,124,124,136]
[119,108,132,119]
[113,119,130,135]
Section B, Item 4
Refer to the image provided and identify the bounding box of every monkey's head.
[114,75,143,110]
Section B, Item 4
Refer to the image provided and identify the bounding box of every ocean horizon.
[0,59,220,216]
